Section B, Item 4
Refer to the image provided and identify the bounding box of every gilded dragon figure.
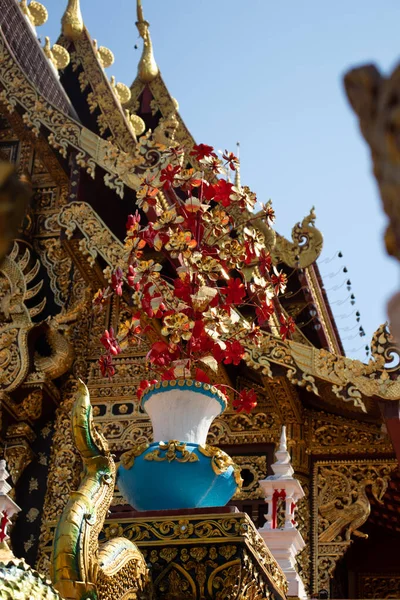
[51,380,150,600]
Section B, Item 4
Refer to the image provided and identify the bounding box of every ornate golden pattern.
[307,409,393,455]
[102,512,287,597]
[0,36,145,197]
[58,201,126,269]
[19,0,48,27]
[245,323,400,408]
[0,242,45,392]
[120,443,150,470]
[66,32,137,153]
[272,207,324,269]
[146,441,199,464]
[312,460,398,596]
[359,573,400,599]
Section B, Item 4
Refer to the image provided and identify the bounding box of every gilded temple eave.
[57,26,138,153]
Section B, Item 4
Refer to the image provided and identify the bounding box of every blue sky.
[43,1,400,359]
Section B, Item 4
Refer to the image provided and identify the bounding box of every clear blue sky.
[44,1,400,360]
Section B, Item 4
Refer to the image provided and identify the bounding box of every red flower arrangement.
[97,143,295,413]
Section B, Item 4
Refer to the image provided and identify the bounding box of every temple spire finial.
[235,142,241,188]
[136,0,159,83]
[62,0,84,40]
[0,459,21,561]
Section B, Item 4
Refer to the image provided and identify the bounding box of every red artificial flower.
[279,314,296,341]
[194,368,211,383]
[263,203,276,224]
[244,240,257,265]
[212,340,244,366]
[100,327,121,356]
[137,378,158,400]
[190,143,217,161]
[173,274,192,304]
[160,164,181,190]
[259,250,272,276]
[140,185,159,208]
[140,223,157,248]
[212,179,233,208]
[233,389,258,414]
[111,267,124,296]
[221,277,246,305]
[271,268,287,294]
[99,354,115,379]
[222,150,239,171]
[166,145,185,159]
[126,211,141,232]
[93,287,111,312]
[201,181,217,202]
[223,340,245,365]
[147,341,180,367]
[190,322,214,354]
[212,342,226,364]
[256,301,274,326]
[141,291,166,319]
[127,265,139,290]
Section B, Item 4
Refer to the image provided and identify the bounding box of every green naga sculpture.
[51,380,151,600]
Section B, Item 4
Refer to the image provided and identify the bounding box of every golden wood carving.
[359,573,400,599]
[146,441,199,464]
[272,206,324,269]
[4,441,34,485]
[312,460,398,596]
[0,242,45,391]
[232,456,267,501]
[66,33,137,153]
[102,512,287,599]
[19,0,48,27]
[0,35,143,197]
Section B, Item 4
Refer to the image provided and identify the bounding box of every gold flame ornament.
[43,38,70,70]
[110,76,132,105]
[61,0,84,40]
[20,0,48,27]
[136,0,159,82]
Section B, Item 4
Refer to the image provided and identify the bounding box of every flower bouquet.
[96,142,295,414]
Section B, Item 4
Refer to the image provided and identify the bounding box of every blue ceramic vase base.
[117,442,238,511]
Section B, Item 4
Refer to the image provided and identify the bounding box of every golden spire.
[136,0,159,83]
[62,0,84,40]
[235,142,241,188]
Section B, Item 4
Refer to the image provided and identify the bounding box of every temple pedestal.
[102,506,288,600]
[259,527,307,599]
